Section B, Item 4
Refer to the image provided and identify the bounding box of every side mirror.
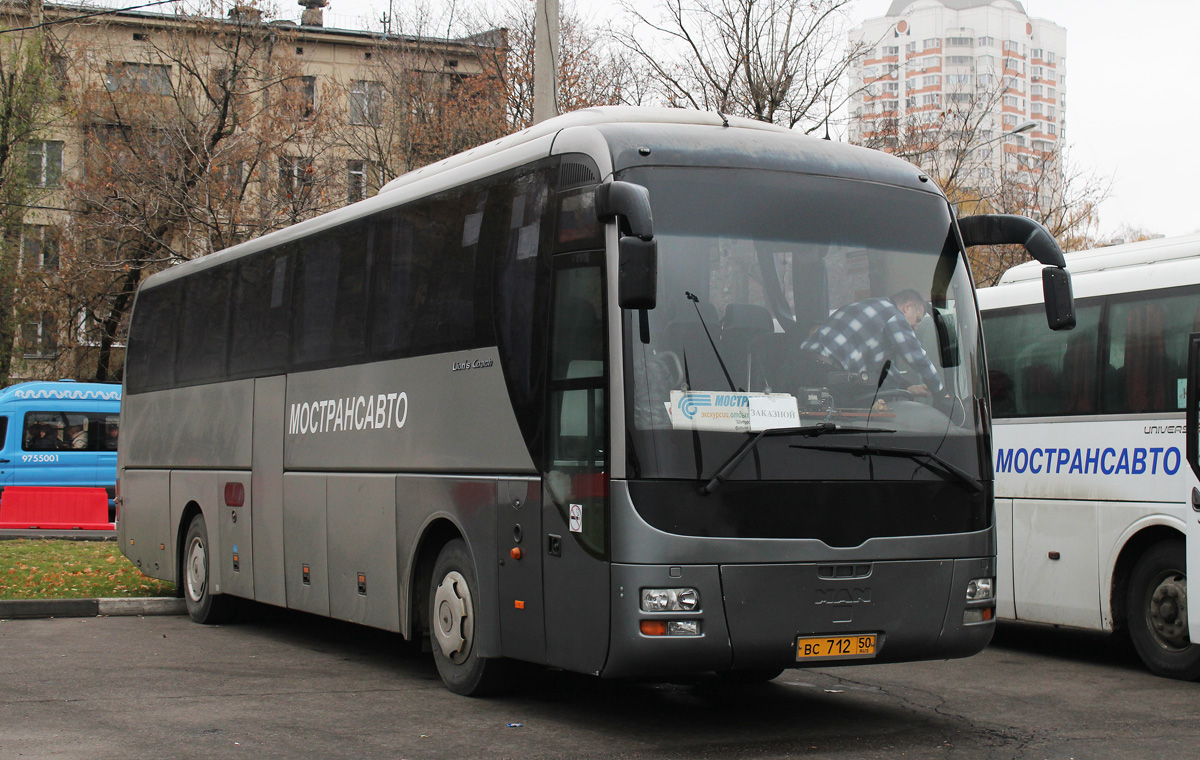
[596,181,657,310]
[958,213,1075,331]
[1042,266,1076,331]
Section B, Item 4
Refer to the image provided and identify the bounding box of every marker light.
[641,588,700,612]
[639,620,701,636]
[966,578,994,601]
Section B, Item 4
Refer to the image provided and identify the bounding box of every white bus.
[979,233,1200,679]
[118,107,1071,694]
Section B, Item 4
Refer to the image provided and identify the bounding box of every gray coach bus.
[118,107,1073,695]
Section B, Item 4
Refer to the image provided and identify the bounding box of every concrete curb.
[0,597,185,620]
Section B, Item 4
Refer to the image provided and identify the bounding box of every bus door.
[1185,334,1200,643]
[0,415,11,490]
[542,250,610,674]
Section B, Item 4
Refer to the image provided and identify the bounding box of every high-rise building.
[847,0,1066,198]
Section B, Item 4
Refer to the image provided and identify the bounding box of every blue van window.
[21,411,112,452]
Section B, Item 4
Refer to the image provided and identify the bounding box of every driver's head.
[891,289,927,328]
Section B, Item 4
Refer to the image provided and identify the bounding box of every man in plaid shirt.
[800,289,944,396]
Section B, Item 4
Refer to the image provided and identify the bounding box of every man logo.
[815,588,872,605]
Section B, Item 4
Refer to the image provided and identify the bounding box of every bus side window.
[548,263,606,470]
[0,416,8,451]
[24,412,64,451]
[103,415,119,451]
[1102,290,1200,414]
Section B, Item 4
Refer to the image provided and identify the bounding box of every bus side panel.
[328,474,399,631]
[118,469,171,580]
[995,497,1016,619]
[215,471,253,600]
[496,478,546,664]
[252,376,287,608]
[283,473,329,617]
[543,493,610,675]
[1011,499,1101,628]
[122,382,253,470]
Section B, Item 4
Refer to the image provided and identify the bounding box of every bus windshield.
[623,167,987,487]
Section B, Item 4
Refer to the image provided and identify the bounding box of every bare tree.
[617,0,869,131]
[55,0,342,381]
[0,18,62,381]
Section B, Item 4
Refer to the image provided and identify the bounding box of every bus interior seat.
[663,302,729,392]
[720,304,774,391]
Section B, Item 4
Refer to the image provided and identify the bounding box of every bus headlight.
[641,587,700,612]
[966,578,994,601]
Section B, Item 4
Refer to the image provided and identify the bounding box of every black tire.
[716,668,785,684]
[182,513,238,625]
[429,539,509,696]
[1126,539,1200,680]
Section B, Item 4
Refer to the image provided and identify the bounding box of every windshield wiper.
[701,423,895,495]
[787,442,983,494]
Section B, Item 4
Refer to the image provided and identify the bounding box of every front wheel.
[1126,540,1200,680]
[182,513,238,624]
[429,539,510,696]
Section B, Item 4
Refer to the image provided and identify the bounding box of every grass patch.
[0,539,175,600]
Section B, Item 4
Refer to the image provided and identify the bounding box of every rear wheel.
[429,538,509,696]
[182,513,238,624]
[1126,539,1200,680]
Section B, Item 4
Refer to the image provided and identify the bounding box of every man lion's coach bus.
[979,233,1200,679]
[118,107,1071,694]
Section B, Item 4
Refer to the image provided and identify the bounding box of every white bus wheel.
[1126,539,1200,680]
[428,538,510,696]
[182,513,238,625]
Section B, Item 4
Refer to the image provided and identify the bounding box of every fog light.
[963,607,994,624]
[667,620,700,636]
[641,587,701,612]
[966,578,994,601]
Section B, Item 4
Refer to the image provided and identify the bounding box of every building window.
[883,45,899,56]
[347,160,368,203]
[279,156,314,200]
[947,74,972,85]
[946,55,973,66]
[1047,52,1056,64]
[27,141,63,187]
[1003,114,1018,126]
[349,80,384,126]
[923,38,939,49]
[22,314,57,358]
[283,75,316,119]
[977,36,995,47]
[922,75,940,87]
[104,62,171,94]
[922,93,941,106]
[1032,48,1043,59]
[946,37,973,47]
[22,225,59,271]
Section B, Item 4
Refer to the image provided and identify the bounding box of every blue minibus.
[0,381,122,520]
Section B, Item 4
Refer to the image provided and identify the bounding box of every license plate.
[796,634,878,661]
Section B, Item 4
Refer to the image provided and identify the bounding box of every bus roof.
[0,381,122,405]
[995,232,1200,285]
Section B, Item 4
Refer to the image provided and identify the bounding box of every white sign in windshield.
[667,391,800,433]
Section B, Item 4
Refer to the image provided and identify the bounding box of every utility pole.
[532,0,559,124]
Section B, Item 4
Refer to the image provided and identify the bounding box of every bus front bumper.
[602,557,995,678]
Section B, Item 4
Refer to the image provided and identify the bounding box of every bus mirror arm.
[597,181,658,311]
[958,214,1075,331]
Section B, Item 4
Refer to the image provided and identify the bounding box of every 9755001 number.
[795,634,877,661]
[21,453,59,463]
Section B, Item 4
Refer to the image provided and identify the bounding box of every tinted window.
[21,411,118,451]
[126,281,180,393]
[0,416,7,450]
[176,265,232,384]
[1102,287,1200,414]
[371,187,493,357]
[291,222,369,368]
[230,248,291,376]
[494,166,554,454]
[983,300,1102,418]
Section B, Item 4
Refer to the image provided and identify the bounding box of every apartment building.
[1,0,504,380]
[847,0,1066,193]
